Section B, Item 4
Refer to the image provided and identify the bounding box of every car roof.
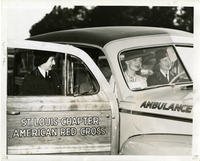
[28,26,192,48]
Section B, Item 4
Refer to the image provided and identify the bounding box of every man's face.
[125,57,142,72]
[159,56,172,72]
[42,56,55,71]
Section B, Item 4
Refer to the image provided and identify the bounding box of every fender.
[120,134,192,155]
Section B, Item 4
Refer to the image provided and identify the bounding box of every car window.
[7,49,64,96]
[66,55,99,96]
[119,46,191,90]
[76,47,112,82]
[8,48,100,96]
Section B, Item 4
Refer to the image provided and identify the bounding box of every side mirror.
[167,47,177,62]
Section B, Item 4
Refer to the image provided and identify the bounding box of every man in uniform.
[21,50,61,95]
[147,49,175,86]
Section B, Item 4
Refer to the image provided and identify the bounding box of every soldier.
[147,49,175,86]
[21,50,61,95]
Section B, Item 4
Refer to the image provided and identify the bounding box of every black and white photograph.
[1,0,200,161]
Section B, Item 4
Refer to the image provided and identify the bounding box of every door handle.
[7,111,20,115]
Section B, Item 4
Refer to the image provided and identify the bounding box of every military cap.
[33,50,56,67]
[155,49,168,62]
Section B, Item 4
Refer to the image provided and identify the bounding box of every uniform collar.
[38,66,48,78]
[160,69,169,76]
[160,69,170,81]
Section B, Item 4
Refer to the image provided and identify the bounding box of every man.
[21,50,61,95]
[147,49,175,86]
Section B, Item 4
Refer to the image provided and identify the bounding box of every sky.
[3,2,64,39]
[2,0,199,40]
[2,0,86,39]
[6,7,52,39]
[2,0,103,39]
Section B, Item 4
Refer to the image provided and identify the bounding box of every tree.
[29,6,193,36]
[29,6,90,36]
[174,7,193,33]
[143,7,178,28]
[86,6,152,27]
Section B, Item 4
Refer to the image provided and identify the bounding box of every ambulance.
[3,27,193,156]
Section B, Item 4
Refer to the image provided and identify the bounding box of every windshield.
[175,46,193,79]
[119,46,192,90]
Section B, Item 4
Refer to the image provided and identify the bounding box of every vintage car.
[3,27,193,157]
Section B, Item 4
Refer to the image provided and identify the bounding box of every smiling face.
[40,56,55,71]
[159,56,172,72]
[125,57,142,72]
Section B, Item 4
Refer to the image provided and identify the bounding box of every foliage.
[29,6,90,36]
[175,7,193,33]
[29,6,193,36]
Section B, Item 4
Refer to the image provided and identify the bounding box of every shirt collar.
[125,71,138,82]
[38,66,47,78]
[160,69,169,76]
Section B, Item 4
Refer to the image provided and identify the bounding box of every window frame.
[65,53,100,96]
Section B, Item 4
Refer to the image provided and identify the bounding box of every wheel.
[169,71,187,84]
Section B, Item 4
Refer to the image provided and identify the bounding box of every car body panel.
[28,26,192,48]
[6,40,119,155]
[7,97,112,154]
[120,134,192,155]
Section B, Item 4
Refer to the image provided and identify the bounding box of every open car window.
[119,46,192,90]
[7,49,64,96]
[7,48,99,97]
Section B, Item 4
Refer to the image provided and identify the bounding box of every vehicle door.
[6,40,119,155]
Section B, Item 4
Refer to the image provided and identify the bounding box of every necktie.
[166,74,169,81]
[45,72,48,79]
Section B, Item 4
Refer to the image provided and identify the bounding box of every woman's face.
[159,56,172,72]
[42,56,56,71]
[125,57,142,72]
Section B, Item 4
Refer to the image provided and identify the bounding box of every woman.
[147,49,175,86]
[109,52,147,98]
[123,55,147,89]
